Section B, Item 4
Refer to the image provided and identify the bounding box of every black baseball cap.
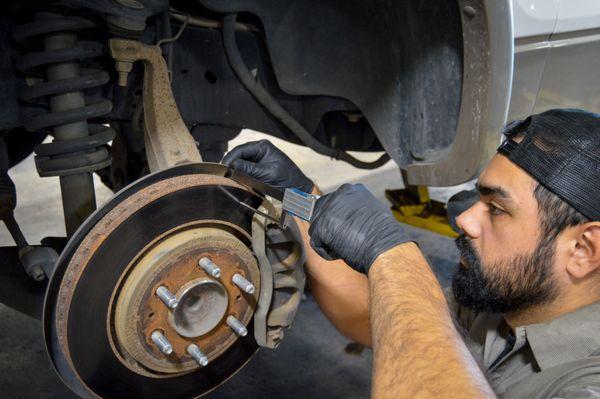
[497,108,600,221]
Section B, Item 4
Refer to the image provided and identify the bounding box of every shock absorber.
[13,12,115,235]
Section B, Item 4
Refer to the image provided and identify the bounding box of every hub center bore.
[169,278,229,338]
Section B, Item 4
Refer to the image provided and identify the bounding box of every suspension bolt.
[29,265,46,281]
[156,286,179,309]
[232,273,255,294]
[226,315,248,337]
[187,344,209,367]
[114,60,133,87]
[198,257,222,278]
[150,330,173,355]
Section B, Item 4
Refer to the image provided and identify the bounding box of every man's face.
[452,154,560,313]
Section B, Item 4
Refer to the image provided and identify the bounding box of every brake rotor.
[44,163,265,398]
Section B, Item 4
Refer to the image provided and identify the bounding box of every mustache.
[455,234,472,255]
[455,235,481,267]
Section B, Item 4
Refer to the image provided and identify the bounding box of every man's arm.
[369,243,495,398]
[295,217,372,346]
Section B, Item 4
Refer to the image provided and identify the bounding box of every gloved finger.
[309,235,336,261]
[310,191,336,222]
[228,158,258,176]
[221,140,269,165]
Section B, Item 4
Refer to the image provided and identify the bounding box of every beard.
[451,234,559,314]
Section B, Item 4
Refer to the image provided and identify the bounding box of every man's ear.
[566,223,600,279]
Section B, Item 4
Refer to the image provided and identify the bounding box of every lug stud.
[187,344,209,367]
[232,273,255,294]
[198,257,222,278]
[226,315,248,337]
[156,285,179,309]
[151,330,173,355]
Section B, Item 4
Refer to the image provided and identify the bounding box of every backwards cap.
[497,108,600,221]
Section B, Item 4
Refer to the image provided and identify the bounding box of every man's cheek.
[477,240,504,267]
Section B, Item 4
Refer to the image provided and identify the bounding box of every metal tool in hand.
[225,168,320,223]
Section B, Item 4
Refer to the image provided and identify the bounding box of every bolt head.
[30,265,45,281]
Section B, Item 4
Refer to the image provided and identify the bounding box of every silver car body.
[409,0,599,186]
[509,0,600,120]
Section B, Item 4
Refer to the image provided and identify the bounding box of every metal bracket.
[252,200,306,349]
[108,39,202,171]
[252,205,274,348]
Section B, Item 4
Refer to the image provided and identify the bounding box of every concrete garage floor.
[0,130,470,398]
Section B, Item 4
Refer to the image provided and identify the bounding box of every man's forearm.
[369,243,495,398]
[295,216,372,346]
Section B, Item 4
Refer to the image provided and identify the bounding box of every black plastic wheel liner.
[198,0,463,167]
[44,163,263,398]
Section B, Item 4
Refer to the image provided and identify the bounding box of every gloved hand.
[309,183,413,275]
[222,140,314,193]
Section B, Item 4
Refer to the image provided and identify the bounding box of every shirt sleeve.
[551,376,600,399]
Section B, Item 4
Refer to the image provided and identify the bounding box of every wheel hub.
[112,225,259,375]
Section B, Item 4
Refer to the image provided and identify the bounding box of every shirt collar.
[520,301,600,370]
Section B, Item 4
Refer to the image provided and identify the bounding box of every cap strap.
[497,138,518,156]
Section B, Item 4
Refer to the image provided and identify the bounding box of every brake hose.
[221,13,390,169]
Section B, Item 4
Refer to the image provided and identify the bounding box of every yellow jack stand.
[385,185,458,238]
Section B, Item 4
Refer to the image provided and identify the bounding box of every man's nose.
[455,201,483,238]
[447,190,478,234]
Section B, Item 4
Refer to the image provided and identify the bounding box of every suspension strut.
[13,12,115,235]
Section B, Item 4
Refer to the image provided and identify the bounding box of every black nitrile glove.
[222,140,314,193]
[308,183,413,275]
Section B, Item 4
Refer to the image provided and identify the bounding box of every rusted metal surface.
[108,39,202,171]
[112,226,259,376]
[53,173,250,393]
[252,201,305,349]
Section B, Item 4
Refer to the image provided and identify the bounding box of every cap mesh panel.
[497,109,600,221]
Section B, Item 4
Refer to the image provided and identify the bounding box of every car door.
[508,0,560,121]
[533,0,600,113]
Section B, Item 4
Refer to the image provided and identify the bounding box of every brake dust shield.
[43,163,265,398]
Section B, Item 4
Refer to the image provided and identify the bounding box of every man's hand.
[308,183,413,274]
[222,140,313,192]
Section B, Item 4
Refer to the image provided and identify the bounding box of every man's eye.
[488,203,504,216]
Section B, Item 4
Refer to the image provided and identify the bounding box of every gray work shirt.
[449,295,600,398]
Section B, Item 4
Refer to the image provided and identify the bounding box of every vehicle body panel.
[509,0,600,121]
[554,0,600,34]
[512,0,559,40]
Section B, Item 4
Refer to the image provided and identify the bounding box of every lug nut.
[198,257,222,278]
[156,286,179,309]
[232,273,255,294]
[151,330,173,355]
[187,344,209,367]
[226,315,248,337]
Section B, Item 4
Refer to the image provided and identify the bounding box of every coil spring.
[13,12,115,177]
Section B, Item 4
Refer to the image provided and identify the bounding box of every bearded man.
[223,108,600,398]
